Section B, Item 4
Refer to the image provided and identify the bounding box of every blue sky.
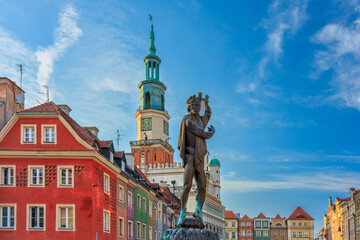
[1,0,360,234]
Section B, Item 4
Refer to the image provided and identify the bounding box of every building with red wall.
[0,102,131,239]
[238,214,253,240]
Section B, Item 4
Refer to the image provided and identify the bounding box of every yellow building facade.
[324,197,346,240]
[287,206,314,240]
[225,211,238,240]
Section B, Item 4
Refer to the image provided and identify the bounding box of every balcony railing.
[130,139,174,152]
[137,105,169,114]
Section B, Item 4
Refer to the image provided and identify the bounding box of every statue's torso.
[185,114,204,153]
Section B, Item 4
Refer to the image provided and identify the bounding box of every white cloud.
[35,4,82,94]
[260,0,308,74]
[0,4,82,105]
[222,171,360,193]
[236,0,308,104]
[313,15,360,110]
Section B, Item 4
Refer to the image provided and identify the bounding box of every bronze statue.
[177,93,215,225]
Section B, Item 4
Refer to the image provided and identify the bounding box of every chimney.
[58,104,72,115]
[349,188,356,200]
[0,77,25,131]
[160,180,168,188]
[86,126,99,137]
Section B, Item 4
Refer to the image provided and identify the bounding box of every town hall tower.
[131,23,174,166]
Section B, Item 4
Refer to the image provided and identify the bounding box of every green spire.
[149,24,156,55]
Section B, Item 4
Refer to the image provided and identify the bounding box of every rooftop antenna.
[39,85,50,102]
[17,64,23,88]
[115,130,126,151]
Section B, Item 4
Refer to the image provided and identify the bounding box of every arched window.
[145,92,150,109]
[276,223,282,226]
[161,95,164,111]
[154,153,157,162]
[146,151,151,164]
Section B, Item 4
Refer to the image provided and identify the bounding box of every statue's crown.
[186,93,202,105]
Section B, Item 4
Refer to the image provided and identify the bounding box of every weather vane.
[148,14,153,22]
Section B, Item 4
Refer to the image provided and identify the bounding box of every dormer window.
[110,152,114,163]
[42,125,56,143]
[22,125,36,143]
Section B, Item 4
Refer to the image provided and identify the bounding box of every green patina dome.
[209,158,220,166]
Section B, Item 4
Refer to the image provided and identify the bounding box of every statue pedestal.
[160,217,219,240]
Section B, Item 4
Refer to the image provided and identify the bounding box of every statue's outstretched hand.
[207,125,215,133]
[205,125,215,139]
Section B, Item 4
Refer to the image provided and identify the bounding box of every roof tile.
[288,206,314,220]
[225,211,237,219]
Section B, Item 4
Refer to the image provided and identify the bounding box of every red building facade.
[0,102,128,239]
[238,214,253,240]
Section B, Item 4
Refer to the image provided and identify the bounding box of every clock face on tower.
[141,118,152,131]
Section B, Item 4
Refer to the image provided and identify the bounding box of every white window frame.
[246,222,251,227]
[21,124,36,144]
[119,217,124,236]
[104,173,110,194]
[143,197,146,212]
[263,221,268,227]
[263,231,268,237]
[103,210,110,233]
[292,231,296,237]
[0,165,15,187]
[0,204,16,230]
[136,221,140,238]
[256,231,261,237]
[241,222,245,227]
[27,204,45,230]
[149,201,153,217]
[118,185,124,202]
[137,194,141,209]
[299,231,303,237]
[28,165,45,187]
[128,220,133,238]
[41,124,56,144]
[142,223,146,239]
[56,204,75,231]
[128,192,133,207]
[241,230,245,236]
[57,166,74,188]
[149,226,153,240]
